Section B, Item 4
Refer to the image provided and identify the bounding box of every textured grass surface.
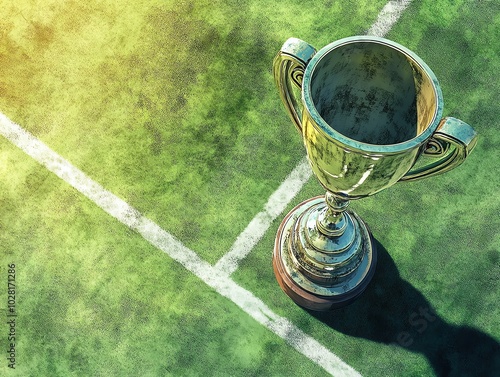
[234,1,500,376]
[0,0,387,264]
[0,138,330,377]
[1,0,499,376]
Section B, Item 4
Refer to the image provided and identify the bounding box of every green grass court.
[1,0,499,376]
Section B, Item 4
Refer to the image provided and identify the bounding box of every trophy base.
[273,196,377,311]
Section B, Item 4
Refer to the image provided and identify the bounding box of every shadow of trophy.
[272,36,478,311]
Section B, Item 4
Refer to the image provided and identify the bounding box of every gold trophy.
[272,36,477,311]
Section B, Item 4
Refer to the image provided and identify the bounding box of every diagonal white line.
[214,157,312,275]
[366,0,413,37]
[0,4,413,374]
[214,0,414,276]
[0,112,361,376]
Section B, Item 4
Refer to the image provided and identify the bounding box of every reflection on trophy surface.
[272,36,477,311]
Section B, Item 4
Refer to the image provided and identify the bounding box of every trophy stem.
[316,192,350,237]
[273,194,377,311]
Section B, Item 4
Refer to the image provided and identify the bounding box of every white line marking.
[0,3,412,374]
[366,0,413,37]
[214,0,413,275]
[214,157,312,275]
[0,112,361,376]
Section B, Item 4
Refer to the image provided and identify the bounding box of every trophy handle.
[400,117,478,181]
[273,38,317,133]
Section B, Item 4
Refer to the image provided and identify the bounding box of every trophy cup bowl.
[272,36,477,311]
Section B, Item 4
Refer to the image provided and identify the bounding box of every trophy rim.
[302,35,444,154]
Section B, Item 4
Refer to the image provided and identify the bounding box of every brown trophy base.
[273,196,377,311]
